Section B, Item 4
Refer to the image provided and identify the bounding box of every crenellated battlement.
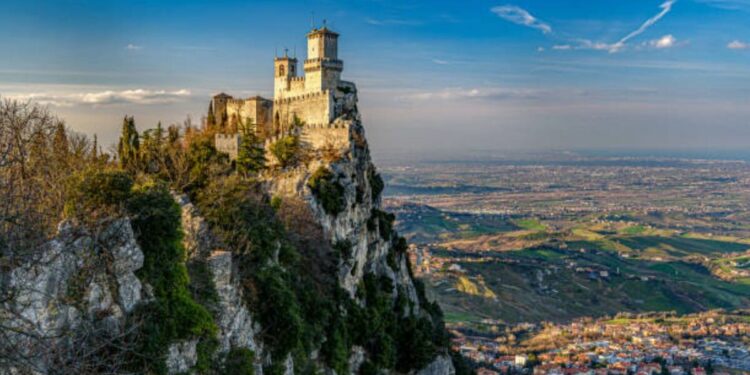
[273,90,329,104]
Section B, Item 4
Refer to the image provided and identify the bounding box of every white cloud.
[11,89,192,107]
[552,44,572,50]
[432,59,450,65]
[728,40,749,49]
[490,5,552,34]
[125,44,143,50]
[537,46,545,52]
[649,34,677,49]
[400,87,549,101]
[609,0,677,53]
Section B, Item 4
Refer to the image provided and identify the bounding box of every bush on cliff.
[307,166,346,216]
[125,180,218,374]
[368,168,384,203]
[63,172,218,374]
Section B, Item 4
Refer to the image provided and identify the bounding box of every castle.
[212,26,358,160]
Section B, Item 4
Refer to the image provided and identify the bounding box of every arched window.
[279,65,285,77]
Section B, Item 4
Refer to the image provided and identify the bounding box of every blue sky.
[1,0,749,155]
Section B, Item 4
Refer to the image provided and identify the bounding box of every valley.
[382,153,750,324]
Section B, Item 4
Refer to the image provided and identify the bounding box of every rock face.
[265,117,451,374]
[2,219,144,374]
[174,194,263,374]
[265,119,422,308]
[415,355,457,375]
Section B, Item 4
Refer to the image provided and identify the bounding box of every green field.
[616,236,749,257]
[513,218,547,231]
[425,246,750,324]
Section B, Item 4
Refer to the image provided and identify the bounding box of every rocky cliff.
[1,116,456,375]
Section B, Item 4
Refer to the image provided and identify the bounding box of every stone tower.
[303,27,343,93]
[273,52,299,98]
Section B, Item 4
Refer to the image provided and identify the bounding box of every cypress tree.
[91,134,98,160]
[117,116,140,171]
[207,101,216,129]
[52,121,69,156]
[155,121,164,148]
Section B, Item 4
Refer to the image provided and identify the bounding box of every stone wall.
[273,90,333,130]
[215,133,240,160]
[301,120,350,151]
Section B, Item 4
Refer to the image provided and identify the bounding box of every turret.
[274,52,298,96]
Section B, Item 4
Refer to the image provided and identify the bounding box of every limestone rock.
[175,194,261,359]
[166,340,198,374]
[3,218,145,373]
[208,250,260,353]
[347,346,366,374]
[414,355,456,375]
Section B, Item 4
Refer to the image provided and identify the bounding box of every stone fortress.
[212,26,358,160]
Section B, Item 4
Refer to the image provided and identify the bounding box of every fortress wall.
[224,99,273,137]
[301,125,349,150]
[274,91,333,129]
[214,133,241,160]
[226,100,256,123]
[289,77,306,93]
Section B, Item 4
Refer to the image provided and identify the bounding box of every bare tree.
[0,99,138,374]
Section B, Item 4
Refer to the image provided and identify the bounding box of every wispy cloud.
[608,0,677,52]
[125,43,143,51]
[365,17,422,26]
[497,2,678,53]
[728,40,749,49]
[490,5,552,34]
[10,89,191,107]
[432,59,450,65]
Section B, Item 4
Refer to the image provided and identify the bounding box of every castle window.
[279,65,285,76]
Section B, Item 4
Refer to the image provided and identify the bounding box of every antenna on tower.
[311,11,315,29]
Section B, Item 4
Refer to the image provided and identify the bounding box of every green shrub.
[307,167,346,216]
[186,134,230,195]
[223,348,256,375]
[252,267,303,361]
[368,169,384,203]
[187,260,220,311]
[368,209,395,239]
[270,195,282,211]
[64,168,133,218]
[125,181,217,374]
[269,134,301,169]
[333,240,353,260]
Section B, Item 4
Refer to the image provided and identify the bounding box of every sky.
[1,0,749,157]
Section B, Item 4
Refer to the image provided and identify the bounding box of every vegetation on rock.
[307,166,346,216]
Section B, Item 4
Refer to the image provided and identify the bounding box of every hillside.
[0,97,462,375]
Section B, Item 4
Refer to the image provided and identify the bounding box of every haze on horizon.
[1,0,749,157]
